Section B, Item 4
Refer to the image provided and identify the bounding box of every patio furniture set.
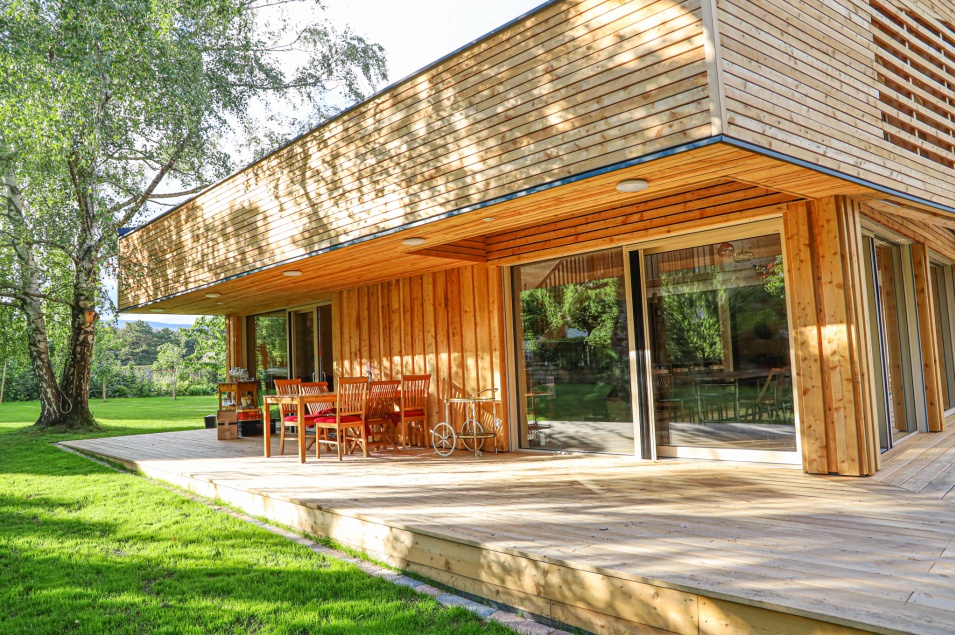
[235,375,501,463]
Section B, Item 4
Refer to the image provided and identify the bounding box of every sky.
[114,0,544,327]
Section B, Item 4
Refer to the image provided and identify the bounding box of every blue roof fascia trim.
[119,0,565,239]
[120,135,723,311]
[720,136,955,217]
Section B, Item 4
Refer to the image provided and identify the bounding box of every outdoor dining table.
[262,392,337,463]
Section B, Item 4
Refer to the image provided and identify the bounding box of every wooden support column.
[912,244,946,432]
[783,197,879,476]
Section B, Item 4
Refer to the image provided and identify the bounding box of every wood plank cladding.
[485,180,800,264]
[332,264,510,450]
[782,197,879,476]
[716,0,955,208]
[118,0,712,309]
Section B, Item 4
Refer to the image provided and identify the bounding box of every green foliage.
[115,321,177,367]
[0,398,512,634]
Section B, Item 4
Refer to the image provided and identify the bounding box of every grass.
[0,396,513,635]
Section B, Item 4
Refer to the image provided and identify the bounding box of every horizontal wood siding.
[717,0,955,208]
[119,0,712,309]
[333,264,510,449]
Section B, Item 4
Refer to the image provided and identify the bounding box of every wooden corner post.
[783,197,880,476]
[911,243,946,432]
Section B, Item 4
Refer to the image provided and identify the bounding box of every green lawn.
[0,396,511,635]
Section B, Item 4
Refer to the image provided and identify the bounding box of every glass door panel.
[291,309,317,382]
[643,234,796,452]
[512,249,634,454]
[865,238,917,451]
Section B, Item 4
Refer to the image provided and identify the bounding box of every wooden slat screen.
[333,264,510,448]
[717,0,955,209]
[870,0,955,169]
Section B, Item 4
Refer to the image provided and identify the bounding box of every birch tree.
[0,0,386,428]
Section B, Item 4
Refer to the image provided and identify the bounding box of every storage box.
[217,410,238,440]
[217,422,238,440]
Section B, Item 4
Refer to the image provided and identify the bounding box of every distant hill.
[117,319,190,331]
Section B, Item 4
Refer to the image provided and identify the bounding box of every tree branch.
[146,184,209,200]
[106,135,194,229]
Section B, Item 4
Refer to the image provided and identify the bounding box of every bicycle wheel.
[431,422,456,457]
[460,419,485,452]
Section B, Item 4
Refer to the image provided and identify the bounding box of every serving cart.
[431,388,502,457]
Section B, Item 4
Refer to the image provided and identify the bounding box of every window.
[512,249,634,454]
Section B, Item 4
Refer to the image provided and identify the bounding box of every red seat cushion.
[389,409,425,423]
[284,414,323,423]
[310,414,363,424]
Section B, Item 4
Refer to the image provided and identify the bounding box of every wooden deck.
[62,429,955,635]
[867,427,955,498]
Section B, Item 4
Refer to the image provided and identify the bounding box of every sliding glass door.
[638,231,797,459]
[289,304,334,388]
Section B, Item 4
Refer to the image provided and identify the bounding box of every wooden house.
[119,0,955,477]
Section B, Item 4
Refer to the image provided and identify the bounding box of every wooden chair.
[279,381,328,455]
[740,369,782,423]
[365,380,401,452]
[389,374,430,449]
[272,379,301,455]
[311,378,369,460]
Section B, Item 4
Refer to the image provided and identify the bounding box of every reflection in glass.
[514,250,633,454]
[644,234,796,451]
[246,310,288,395]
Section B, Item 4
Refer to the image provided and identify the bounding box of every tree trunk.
[0,361,6,404]
[172,366,177,401]
[22,295,63,426]
[56,244,99,430]
[103,376,107,402]
[3,160,68,428]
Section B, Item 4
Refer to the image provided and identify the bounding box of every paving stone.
[435,593,497,619]
[414,583,444,598]
[392,575,423,588]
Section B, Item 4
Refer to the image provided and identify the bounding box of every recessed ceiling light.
[204,293,221,298]
[483,217,495,222]
[616,179,649,193]
[402,237,426,247]
[283,270,302,277]
[150,308,165,313]
[216,302,223,305]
